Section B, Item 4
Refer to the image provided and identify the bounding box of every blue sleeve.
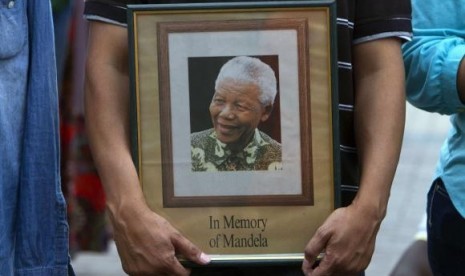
[402,32,465,115]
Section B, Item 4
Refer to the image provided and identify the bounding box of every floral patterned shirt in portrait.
[191,128,282,171]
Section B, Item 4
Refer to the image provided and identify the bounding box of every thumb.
[172,234,211,265]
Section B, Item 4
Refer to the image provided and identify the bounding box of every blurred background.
[55,1,450,275]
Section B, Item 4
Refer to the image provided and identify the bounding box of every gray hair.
[214,56,277,105]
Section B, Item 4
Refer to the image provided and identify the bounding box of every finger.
[302,258,313,275]
[304,227,331,267]
[310,253,335,276]
[171,232,211,265]
[163,253,191,276]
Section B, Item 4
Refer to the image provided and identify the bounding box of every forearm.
[353,38,406,221]
[85,22,146,215]
[83,21,209,275]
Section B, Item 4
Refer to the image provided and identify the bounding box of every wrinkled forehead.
[215,78,260,96]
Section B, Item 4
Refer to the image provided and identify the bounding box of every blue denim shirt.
[403,0,465,218]
[0,1,69,275]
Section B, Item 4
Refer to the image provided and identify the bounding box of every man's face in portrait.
[209,79,272,148]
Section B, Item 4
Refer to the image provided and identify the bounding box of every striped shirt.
[84,0,412,206]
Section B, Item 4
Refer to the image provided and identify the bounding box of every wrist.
[351,195,387,223]
[352,175,393,223]
[98,167,148,222]
[106,193,150,224]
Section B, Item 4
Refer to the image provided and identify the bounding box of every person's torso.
[84,0,412,205]
[0,1,69,274]
[410,0,465,218]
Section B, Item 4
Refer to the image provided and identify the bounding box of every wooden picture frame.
[128,0,339,265]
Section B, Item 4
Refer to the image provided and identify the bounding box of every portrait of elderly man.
[191,56,282,172]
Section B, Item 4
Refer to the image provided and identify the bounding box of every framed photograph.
[129,0,339,265]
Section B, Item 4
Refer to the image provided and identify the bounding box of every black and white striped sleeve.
[84,0,129,27]
[354,0,412,44]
